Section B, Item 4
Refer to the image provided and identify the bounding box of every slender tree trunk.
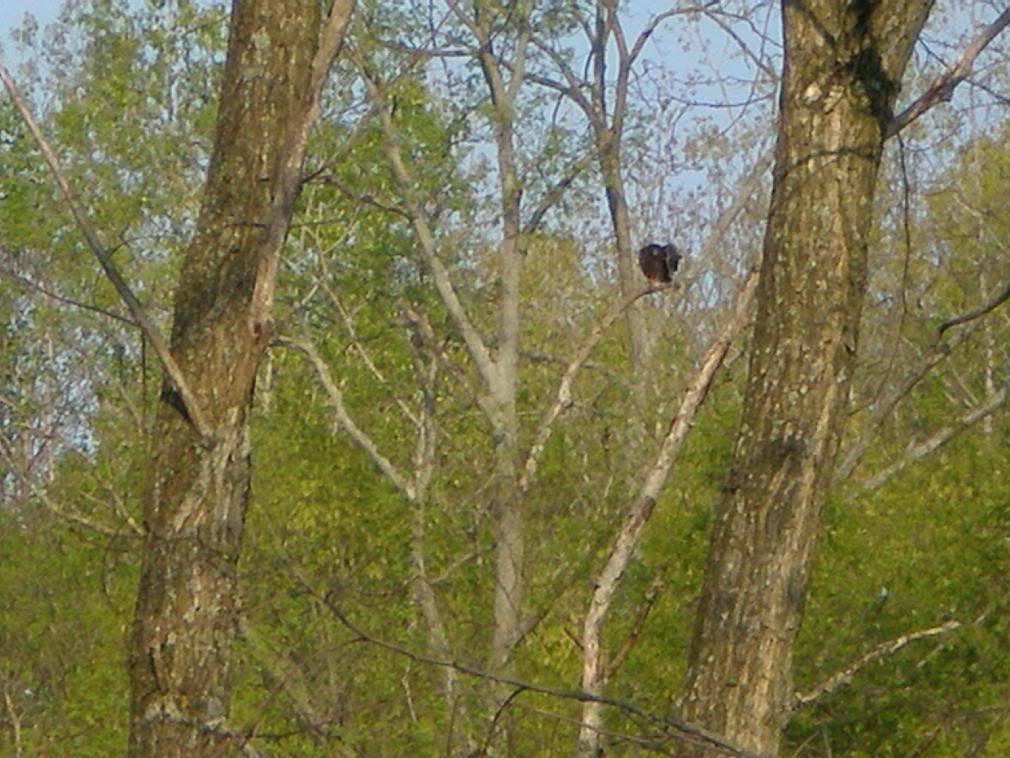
[600,143,648,381]
[589,2,649,390]
[679,3,933,755]
[472,0,528,686]
[127,1,351,754]
[488,409,523,674]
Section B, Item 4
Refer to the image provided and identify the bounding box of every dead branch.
[794,620,962,708]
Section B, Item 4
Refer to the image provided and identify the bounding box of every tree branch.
[837,268,1010,485]
[400,301,495,420]
[604,566,665,682]
[278,334,416,500]
[358,65,500,393]
[0,260,137,327]
[0,62,212,439]
[518,282,670,496]
[938,276,1010,335]
[794,621,962,708]
[853,376,1010,496]
[887,7,1010,138]
[294,570,764,758]
[834,331,968,485]
[577,270,759,750]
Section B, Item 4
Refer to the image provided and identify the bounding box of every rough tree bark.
[679,2,933,755]
[127,1,353,754]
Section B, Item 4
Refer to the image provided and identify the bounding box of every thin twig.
[0,262,137,327]
[604,566,666,681]
[297,573,764,758]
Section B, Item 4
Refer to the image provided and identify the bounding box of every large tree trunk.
[680,3,933,755]
[127,1,350,754]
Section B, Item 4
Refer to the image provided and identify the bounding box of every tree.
[0,0,354,753]
[5,1,1010,755]
[679,3,947,754]
[122,2,355,753]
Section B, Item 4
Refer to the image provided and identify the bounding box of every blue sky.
[1,1,61,57]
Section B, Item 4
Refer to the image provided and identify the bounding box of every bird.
[638,243,681,285]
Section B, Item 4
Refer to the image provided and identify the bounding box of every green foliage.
[0,506,136,755]
[4,0,1010,755]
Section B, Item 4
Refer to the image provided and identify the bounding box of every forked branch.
[518,282,672,496]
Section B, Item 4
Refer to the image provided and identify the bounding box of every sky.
[0,0,60,59]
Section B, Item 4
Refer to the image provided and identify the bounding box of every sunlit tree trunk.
[680,2,933,755]
[127,1,352,754]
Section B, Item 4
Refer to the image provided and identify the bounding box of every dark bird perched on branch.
[638,243,681,285]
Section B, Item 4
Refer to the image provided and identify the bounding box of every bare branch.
[237,618,331,741]
[294,571,764,758]
[322,281,421,428]
[358,65,500,392]
[0,261,136,327]
[310,0,357,98]
[518,282,670,496]
[835,331,969,485]
[837,268,1010,485]
[938,276,1010,335]
[794,621,962,708]
[854,376,1010,496]
[887,7,1010,138]
[0,439,141,538]
[0,62,212,438]
[577,270,759,750]
[628,4,720,67]
[400,302,495,419]
[704,9,779,81]
[521,151,596,236]
[278,335,416,500]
